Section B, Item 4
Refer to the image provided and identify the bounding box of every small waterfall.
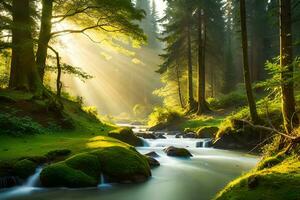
[24,166,43,187]
[139,137,150,147]
[98,174,111,188]
[0,167,43,200]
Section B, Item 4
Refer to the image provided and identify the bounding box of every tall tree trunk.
[187,21,195,110]
[279,0,299,133]
[36,0,54,81]
[239,0,259,123]
[175,61,184,109]
[197,10,209,115]
[9,0,42,93]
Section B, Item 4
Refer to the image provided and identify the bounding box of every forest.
[0,0,299,200]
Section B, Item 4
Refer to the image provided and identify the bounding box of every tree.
[196,9,209,114]
[36,0,146,82]
[279,0,299,133]
[239,0,259,123]
[9,0,43,93]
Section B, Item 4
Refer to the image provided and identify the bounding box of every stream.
[0,125,259,200]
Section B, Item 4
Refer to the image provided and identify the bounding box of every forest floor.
[0,90,127,162]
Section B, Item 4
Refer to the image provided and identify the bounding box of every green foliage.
[133,104,150,118]
[14,159,37,179]
[207,87,247,109]
[256,56,300,98]
[180,116,224,132]
[46,62,93,82]
[148,107,183,127]
[0,113,44,136]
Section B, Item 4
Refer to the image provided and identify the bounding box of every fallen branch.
[240,119,300,143]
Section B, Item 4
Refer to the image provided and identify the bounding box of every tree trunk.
[279,0,299,133]
[187,20,195,110]
[175,61,184,109]
[239,0,259,123]
[9,0,43,93]
[197,10,209,115]
[36,0,54,81]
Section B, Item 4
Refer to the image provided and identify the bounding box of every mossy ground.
[0,90,125,162]
[215,156,300,200]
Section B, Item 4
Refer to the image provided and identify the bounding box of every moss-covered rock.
[40,152,101,188]
[14,159,37,179]
[40,163,97,188]
[164,146,192,157]
[108,128,143,146]
[65,153,101,178]
[45,149,71,161]
[93,146,151,183]
[197,126,219,139]
[40,146,151,187]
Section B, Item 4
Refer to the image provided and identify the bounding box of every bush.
[207,89,247,109]
[148,107,183,127]
[14,159,37,179]
[0,113,43,136]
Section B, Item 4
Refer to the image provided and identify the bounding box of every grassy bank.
[0,90,120,162]
[215,155,300,200]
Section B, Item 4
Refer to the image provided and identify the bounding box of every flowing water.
[0,127,259,200]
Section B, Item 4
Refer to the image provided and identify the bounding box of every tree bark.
[279,0,299,133]
[175,61,184,109]
[36,0,54,82]
[9,0,42,93]
[239,0,259,123]
[187,20,195,110]
[197,10,209,115]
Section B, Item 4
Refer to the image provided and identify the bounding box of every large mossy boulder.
[93,146,151,183]
[40,153,101,188]
[164,146,192,157]
[40,163,97,188]
[40,146,151,187]
[14,159,37,179]
[197,126,219,139]
[108,128,143,146]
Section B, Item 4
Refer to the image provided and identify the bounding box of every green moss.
[40,162,97,188]
[65,153,101,178]
[45,149,71,161]
[93,146,151,182]
[257,155,284,170]
[215,156,300,200]
[14,159,37,179]
[197,126,219,138]
[180,116,224,132]
[108,128,143,147]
